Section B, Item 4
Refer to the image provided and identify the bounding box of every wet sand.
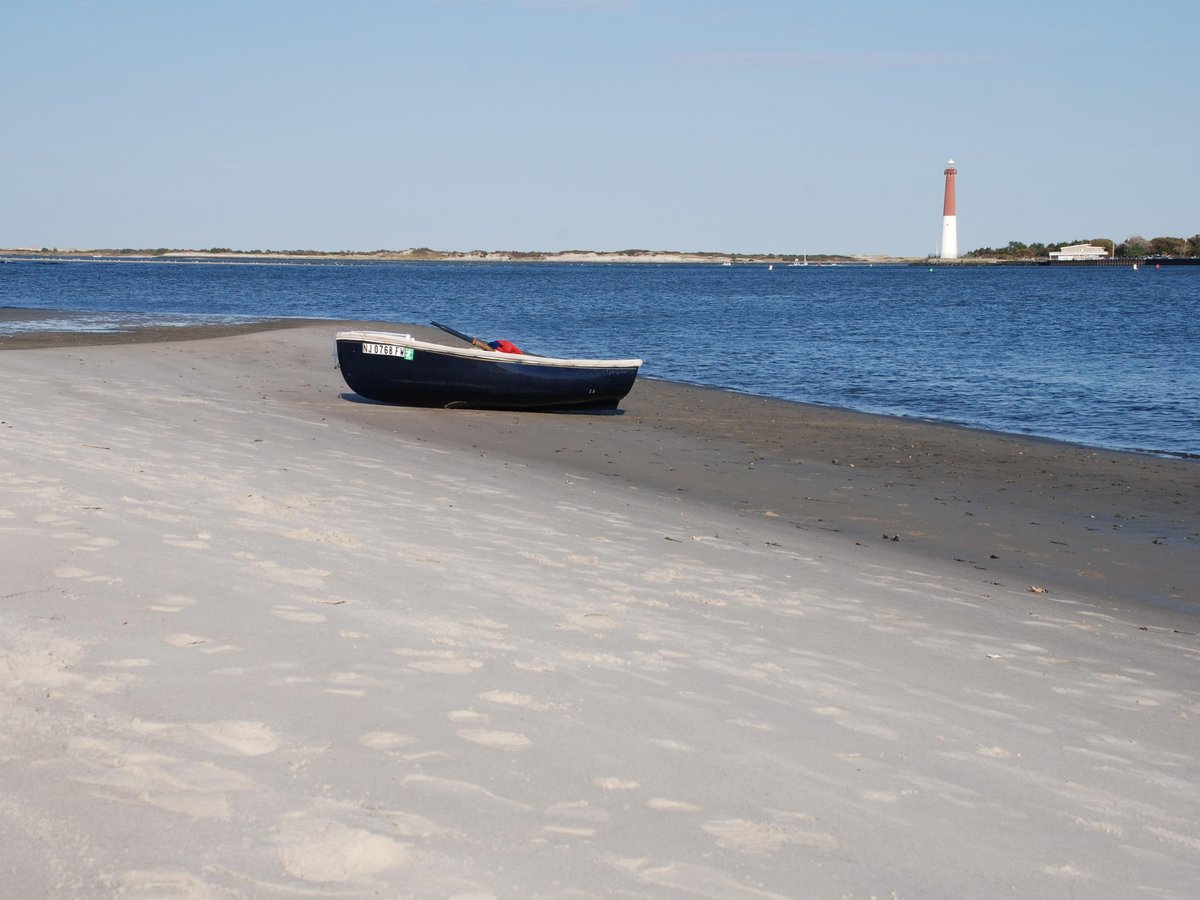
[5,315,1196,615]
[1,319,1198,897]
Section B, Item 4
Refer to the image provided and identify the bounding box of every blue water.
[2,257,1198,458]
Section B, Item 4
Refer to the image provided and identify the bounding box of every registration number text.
[363,342,414,360]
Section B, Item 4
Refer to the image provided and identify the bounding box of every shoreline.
[2,248,914,265]
[3,320,1198,895]
[4,316,1196,617]
[3,307,1195,461]
[9,249,1197,267]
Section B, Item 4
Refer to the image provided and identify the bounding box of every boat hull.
[335,331,642,411]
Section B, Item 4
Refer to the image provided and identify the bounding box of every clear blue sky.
[4,0,1197,256]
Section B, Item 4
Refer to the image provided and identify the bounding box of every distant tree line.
[967,234,1200,260]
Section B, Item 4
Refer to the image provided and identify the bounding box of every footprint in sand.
[130,719,279,756]
[96,658,153,669]
[35,513,74,526]
[73,536,119,553]
[401,773,532,811]
[161,633,241,655]
[649,738,693,752]
[255,561,331,590]
[976,745,1015,759]
[455,729,533,752]
[647,798,701,812]
[162,534,211,550]
[149,594,195,613]
[561,610,619,630]
[359,732,417,751]
[542,800,608,837]
[69,736,255,820]
[271,605,327,624]
[112,870,224,897]
[276,814,409,883]
[702,817,838,852]
[397,652,483,675]
[862,789,918,803]
[53,566,119,583]
[190,720,278,756]
[420,658,484,675]
[730,717,774,731]
[810,706,898,741]
[325,671,373,697]
[162,633,210,648]
[282,527,356,546]
[479,689,552,711]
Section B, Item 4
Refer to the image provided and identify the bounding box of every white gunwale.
[336,330,643,370]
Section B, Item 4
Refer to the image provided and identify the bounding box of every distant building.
[1048,243,1110,261]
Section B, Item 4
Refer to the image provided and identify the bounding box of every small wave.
[0,309,264,336]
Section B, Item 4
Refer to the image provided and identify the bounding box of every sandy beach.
[2,320,1198,897]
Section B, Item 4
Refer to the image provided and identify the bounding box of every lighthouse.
[940,160,958,259]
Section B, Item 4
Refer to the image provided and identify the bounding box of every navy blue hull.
[336,339,639,411]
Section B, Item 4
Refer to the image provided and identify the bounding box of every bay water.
[2,257,1197,458]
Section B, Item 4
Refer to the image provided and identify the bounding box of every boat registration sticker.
[363,342,414,360]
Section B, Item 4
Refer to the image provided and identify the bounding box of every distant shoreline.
[1,247,917,265]
[6,248,1195,267]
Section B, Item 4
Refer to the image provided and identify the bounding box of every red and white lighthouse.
[940,160,958,259]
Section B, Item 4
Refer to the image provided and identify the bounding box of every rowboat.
[334,325,643,411]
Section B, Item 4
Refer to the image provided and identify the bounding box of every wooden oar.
[430,321,494,351]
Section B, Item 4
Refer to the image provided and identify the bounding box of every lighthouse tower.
[940,160,958,259]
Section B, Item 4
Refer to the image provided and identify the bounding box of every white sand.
[1,326,1198,898]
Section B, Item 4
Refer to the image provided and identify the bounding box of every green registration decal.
[363,342,414,360]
